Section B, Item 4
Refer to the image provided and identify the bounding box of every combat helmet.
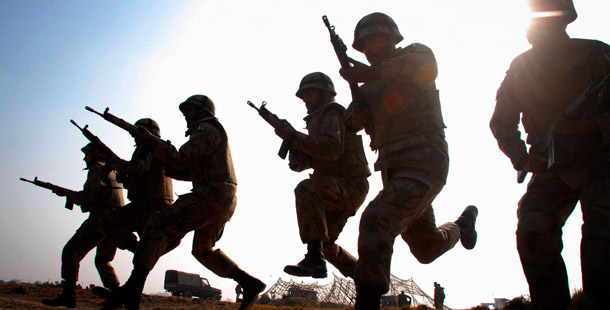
[179,95,215,116]
[81,142,101,157]
[134,118,161,137]
[353,12,403,52]
[528,0,577,24]
[295,72,336,99]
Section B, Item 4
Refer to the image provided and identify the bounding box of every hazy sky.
[2,0,610,308]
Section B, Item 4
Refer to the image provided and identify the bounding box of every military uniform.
[100,143,173,252]
[133,117,238,276]
[351,44,462,293]
[289,100,370,277]
[95,96,264,310]
[491,37,610,308]
[62,161,124,288]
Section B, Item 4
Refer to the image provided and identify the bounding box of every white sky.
[2,1,610,308]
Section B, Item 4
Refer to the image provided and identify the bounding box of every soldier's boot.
[455,205,478,250]
[92,266,148,310]
[283,241,328,278]
[98,283,122,310]
[228,267,266,310]
[41,279,76,308]
[354,286,381,310]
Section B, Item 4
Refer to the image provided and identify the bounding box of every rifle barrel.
[84,106,104,117]
[247,101,260,112]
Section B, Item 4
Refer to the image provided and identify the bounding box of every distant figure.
[41,143,124,308]
[93,95,265,310]
[433,282,445,310]
[398,290,411,306]
[99,118,173,253]
[338,12,479,310]
[235,284,243,302]
[490,0,610,309]
[277,72,370,279]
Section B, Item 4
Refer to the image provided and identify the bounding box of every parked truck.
[164,269,222,300]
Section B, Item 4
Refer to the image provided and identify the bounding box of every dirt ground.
[0,283,353,310]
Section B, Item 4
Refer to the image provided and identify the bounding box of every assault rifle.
[323,15,363,115]
[19,177,75,210]
[517,72,610,183]
[247,101,292,159]
[70,119,110,152]
[85,106,168,144]
[85,106,140,135]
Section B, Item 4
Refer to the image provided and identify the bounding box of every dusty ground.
[0,283,355,310]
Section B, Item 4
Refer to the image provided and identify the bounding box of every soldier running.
[99,118,173,254]
[338,13,479,309]
[42,143,124,308]
[94,95,265,310]
[275,72,370,279]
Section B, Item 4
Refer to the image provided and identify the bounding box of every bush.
[502,295,533,310]
[570,288,594,310]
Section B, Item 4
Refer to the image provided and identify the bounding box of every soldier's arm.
[344,103,365,132]
[379,43,438,85]
[65,168,101,206]
[291,109,345,161]
[288,149,312,172]
[586,46,610,147]
[490,71,529,170]
[153,124,220,173]
[164,166,191,181]
[106,148,152,176]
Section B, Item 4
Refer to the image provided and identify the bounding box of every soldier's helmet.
[528,0,577,24]
[179,95,215,116]
[134,118,161,137]
[81,142,101,156]
[353,12,403,52]
[295,72,336,99]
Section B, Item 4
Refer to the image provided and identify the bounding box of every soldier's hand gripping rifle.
[517,72,610,183]
[19,177,75,210]
[247,101,292,159]
[323,15,364,117]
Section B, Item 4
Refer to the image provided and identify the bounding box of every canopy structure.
[261,274,450,309]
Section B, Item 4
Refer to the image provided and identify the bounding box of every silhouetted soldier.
[42,143,124,308]
[338,12,479,309]
[490,1,610,309]
[275,72,370,279]
[94,95,265,310]
[398,290,411,306]
[99,118,173,253]
[235,283,243,302]
[433,282,445,310]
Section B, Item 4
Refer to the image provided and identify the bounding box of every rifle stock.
[247,101,293,159]
[20,177,74,210]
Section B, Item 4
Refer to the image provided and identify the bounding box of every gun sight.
[70,119,88,130]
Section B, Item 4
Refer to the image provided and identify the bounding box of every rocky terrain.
[0,283,355,310]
